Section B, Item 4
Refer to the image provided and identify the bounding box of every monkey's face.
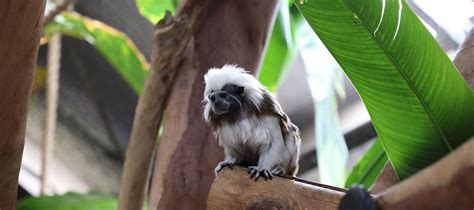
[208,84,244,116]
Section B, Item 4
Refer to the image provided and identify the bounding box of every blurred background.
[19,0,473,199]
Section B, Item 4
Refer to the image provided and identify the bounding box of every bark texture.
[375,138,474,210]
[208,167,346,210]
[148,1,279,209]
[453,28,474,89]
[369,161,399,194]
[0,0,46,208]
[118,1,207,209]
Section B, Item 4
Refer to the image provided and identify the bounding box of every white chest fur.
[216,115,282,149]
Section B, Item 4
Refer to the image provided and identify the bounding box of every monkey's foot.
[248,166,273,181]
[270,166,285,175]
[214,160,236,176]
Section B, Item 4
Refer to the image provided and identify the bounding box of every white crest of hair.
[203,64,264,111]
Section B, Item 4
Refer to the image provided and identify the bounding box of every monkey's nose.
[218,92,228,99]
[214,100,229,111]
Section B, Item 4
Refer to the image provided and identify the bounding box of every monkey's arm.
[214,147,238,176]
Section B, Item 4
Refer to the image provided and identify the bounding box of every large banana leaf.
[295,0,474,179]
[345,140,387,188]
[44,12,149,93]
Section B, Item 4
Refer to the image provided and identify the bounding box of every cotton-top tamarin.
[202,64,301,181]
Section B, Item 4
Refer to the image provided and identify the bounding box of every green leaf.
[44,12,149,93]
[259,4,295,91]
[17,193,149,210]
[345,140,388,188]
[17,193,117,210]
[136,0,175,24]
[295,0,474,179]
[258,2,304,92]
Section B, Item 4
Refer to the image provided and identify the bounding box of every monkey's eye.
[210,95,216,102]
[236,86,244,95]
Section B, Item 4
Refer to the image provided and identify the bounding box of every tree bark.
[0,0,46,209]
[148,1,279,209]
[375,138,474,210]
[208,167,346,210]
[453,28,474,89]
[369,161,399,194]
[118,1,207,209]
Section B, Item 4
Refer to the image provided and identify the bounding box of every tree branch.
[208,167,346,209]
[369,161,399,194]
[41,32,61,195]
[117,0,208,209]
[375,138,474,210]
[0,0,46,208]
[453,28,474,88]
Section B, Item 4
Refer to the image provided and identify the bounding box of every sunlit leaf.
[296,0,474,179]
[44,12,149,93]
[258,3,304,92]
[17,193,149,210]
[136,0,175,24]
[17,193,117,210]
[345,140,388,188]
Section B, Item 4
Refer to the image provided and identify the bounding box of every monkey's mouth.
[212,101,230,115]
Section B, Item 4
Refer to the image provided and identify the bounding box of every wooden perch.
[375,138,474,210]
[208,167,346,210]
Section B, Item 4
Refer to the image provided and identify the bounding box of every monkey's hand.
[214,158,237,176]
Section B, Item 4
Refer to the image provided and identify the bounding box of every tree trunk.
[148,1,279,209]
[118,1,207,209]
[0,0,46,208]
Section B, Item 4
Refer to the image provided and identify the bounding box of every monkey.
[202,64,301,181]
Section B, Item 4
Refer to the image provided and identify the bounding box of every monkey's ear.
[236,86,244,95]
